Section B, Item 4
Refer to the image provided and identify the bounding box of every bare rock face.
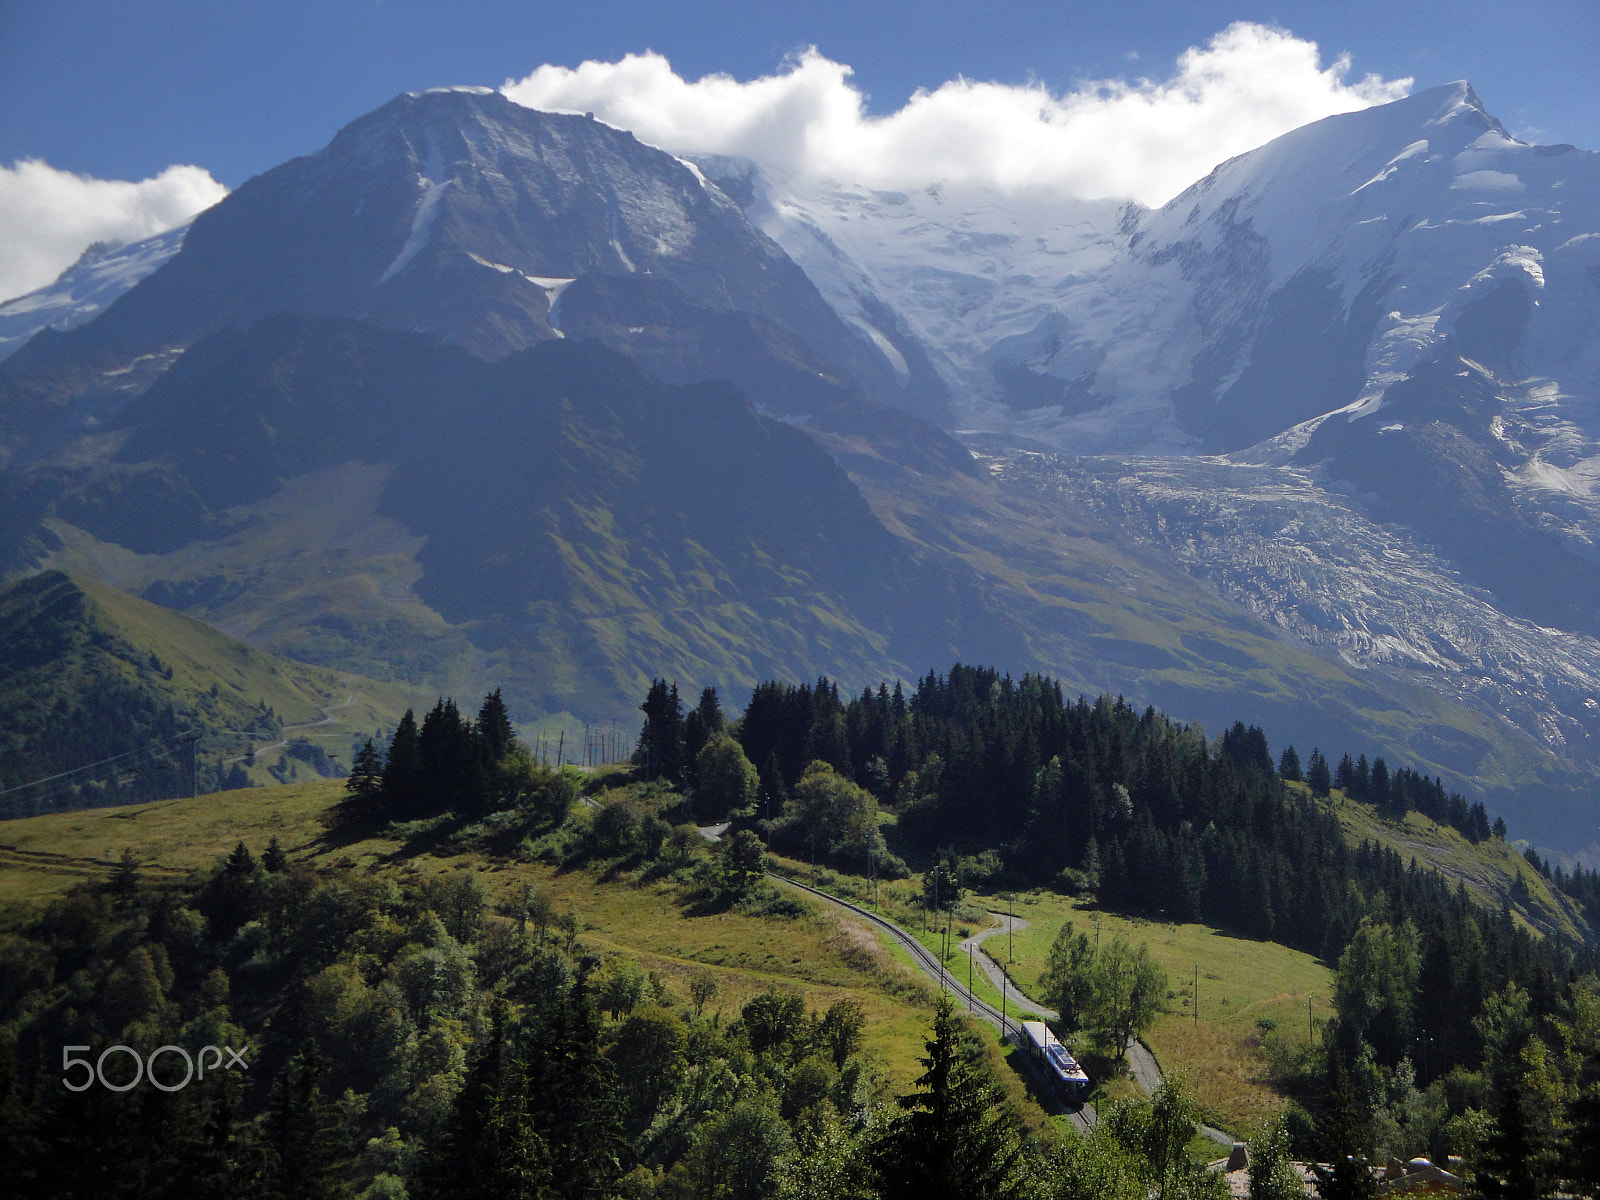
[10,88,944,424]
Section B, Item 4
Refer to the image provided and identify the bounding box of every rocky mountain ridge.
[7,83,1600,848]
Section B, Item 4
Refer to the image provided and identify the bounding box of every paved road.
[959,913,1050,1019]
[222,693,359,766]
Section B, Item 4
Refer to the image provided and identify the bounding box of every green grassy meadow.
[989,889,1330,1136]
[0,780,964,1102]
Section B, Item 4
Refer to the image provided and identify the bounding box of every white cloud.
[0,159,226,304]
[503,22,1410,207]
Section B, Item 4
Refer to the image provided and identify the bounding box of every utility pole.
[1309,994,1315,1041]
[1008,893,1014,963]
[968,946,973,1013]
[1194,963,1199,1027]
[939,915,946,991]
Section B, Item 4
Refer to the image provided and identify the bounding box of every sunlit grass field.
[0,781,981,1103]
[987,888,1330,1136]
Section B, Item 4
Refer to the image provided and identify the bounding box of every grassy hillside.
[0,570,420,812]
[21,323,939,729]
[0,779,962,1101]
[1322,783,1593,943]
[768,784,1589,1137]
[991,889,1330,1136]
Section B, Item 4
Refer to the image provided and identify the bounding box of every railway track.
[773,871,1095,1130]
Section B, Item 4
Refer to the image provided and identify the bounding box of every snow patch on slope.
[0,224,189,360]
[379,133,451,283]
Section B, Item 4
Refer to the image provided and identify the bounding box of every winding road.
[221,693,360,766]
[771,873,1096,1131]
[961,908,1231,1146]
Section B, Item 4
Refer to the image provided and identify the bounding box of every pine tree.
[1370,757,1391,812]
[1476,1077,1554,1200]
[476,690,515,763]
[1335,753,1357,794]
[635,679,686,784]
[113,847,140,896]
[1278,745,1303,783]
[263,834,288,872]
[333,738,386,826]
[382,710,421,815]
[423,1001,547,1200]
[1307,748,1332,798]
[519,972,627,1200]
[873,995,1023,1200]
[1564,1055,1600,1198]
[419,697,478,816]
[262,1042,347,1200]
[683,686,726,784]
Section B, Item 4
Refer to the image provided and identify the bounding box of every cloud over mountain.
[503,22,1410,206]
[0,158,225,304]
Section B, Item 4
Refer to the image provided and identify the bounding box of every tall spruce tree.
[636,679,686,784]
[682,686,726,786]
[1476,1077,1554,1200]
[519,971,627,1199]
[337,737,385,824]
[1307,747,1332,797]
[382,709,421,814]
[873,995,1023,1200]
[476,689,515,764]
[262,1042,348,1200]
[419,698,479,816]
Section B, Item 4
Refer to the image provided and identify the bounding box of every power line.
[0,730,199,800]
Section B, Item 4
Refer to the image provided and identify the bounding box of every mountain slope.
[8,84,1600,847]
[10,311,1556,838]
[4,318,1000,722]
[0,569,415,814]
[742,83,1600,457]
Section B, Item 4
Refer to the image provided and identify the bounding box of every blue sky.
[2,0,1596,184]
[0,0,1597,301]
